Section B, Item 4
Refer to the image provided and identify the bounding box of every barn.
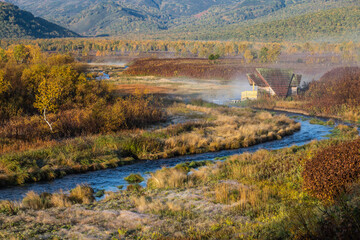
[242,68,302,100]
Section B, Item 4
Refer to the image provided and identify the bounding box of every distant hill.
[0,2,80,39]
[3,0,359,41]
[159,6,360,42]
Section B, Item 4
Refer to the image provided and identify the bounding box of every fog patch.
[87,61,129,67]
[193,74,253,105]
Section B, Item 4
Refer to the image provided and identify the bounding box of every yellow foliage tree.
[244,49,254,63]
[0,70,10,94]
[34,77,62,131]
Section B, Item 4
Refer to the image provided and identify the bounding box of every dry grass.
[20,185,95,211]
[147,167,189,189]
[69,184,95,204]
[51,191,72,208]
[113,83,171,95]
[2,136,360,239]
[0,102,299,188]
[157,104,300,157]
[22,191,51,210]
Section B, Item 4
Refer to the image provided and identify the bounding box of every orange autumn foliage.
[303,138,360,202]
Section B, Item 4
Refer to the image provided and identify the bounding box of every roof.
[247,68,302,97]
[291,74,302,87]
[247,73,267,87]
[256,68,294,97]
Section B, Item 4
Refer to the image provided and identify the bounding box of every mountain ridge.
[0,2,80,39]
[1,0,359,41]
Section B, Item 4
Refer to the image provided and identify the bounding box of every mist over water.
[197,67,333,104]
[196,75,253,104]
[87,61,128,67]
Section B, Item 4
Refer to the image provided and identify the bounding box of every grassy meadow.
[0,124,358,239]
[0,100,300,187]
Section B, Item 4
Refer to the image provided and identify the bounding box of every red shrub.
[303,138,360,202]
[306,67,360,114]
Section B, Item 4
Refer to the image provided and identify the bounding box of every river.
[0,112,336,201]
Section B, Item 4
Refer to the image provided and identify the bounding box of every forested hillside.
[3,0,359,41]
[164,6,360,41]
[0,2,79,39]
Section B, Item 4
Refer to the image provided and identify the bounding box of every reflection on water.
[96,72,110,80]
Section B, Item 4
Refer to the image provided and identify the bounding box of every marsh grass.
[1,131,360,239]
[0,200,19,215]
[309,118,335,126]
[0,103,299,187]
[147,167,189,189]
[22,191,52,210]
[21,185,95,210]
[69,184,95,204]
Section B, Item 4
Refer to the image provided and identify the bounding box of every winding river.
[0,112,336,201]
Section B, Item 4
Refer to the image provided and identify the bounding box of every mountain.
[156,5,360,42]
[0,2,79,39]
[3,0,359,41]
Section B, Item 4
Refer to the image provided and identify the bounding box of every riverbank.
[0,124,358,239]
[252,106,342,120]
[0,102,300,188]
[240,99,351,122]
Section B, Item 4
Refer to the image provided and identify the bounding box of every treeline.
[0,44,163,145]
[0,39,358,63]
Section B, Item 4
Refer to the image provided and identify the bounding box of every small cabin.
[242,68,302,100]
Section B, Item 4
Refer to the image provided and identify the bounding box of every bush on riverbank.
[0,184,95,216]
[124,173,144,183]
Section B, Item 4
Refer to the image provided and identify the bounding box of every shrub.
[69,184,95,204]
[124,173,144,183]
[126,184,143,192]
[147,167,188,189]
[95,189,105,198]
[50,191,72,208]
[22,191,52,210]
[121,135,164,158]
[306,67,360,115]
[0,200,19,215]
[303,138,360,202]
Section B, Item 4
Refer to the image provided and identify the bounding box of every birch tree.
[34,77,62,132]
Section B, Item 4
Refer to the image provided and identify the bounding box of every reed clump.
[20,184,95,210]
[69,184,95,204]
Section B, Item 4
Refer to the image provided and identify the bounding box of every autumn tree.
[244,49,254,63]
[267,44,281,62]
[259,47,269,63]
[0,47,7,63]
[34,76,62,131]
[13,44,30,64]
[0,70,10,94]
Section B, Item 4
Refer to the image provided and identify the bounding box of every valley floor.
[1,125,359,239]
